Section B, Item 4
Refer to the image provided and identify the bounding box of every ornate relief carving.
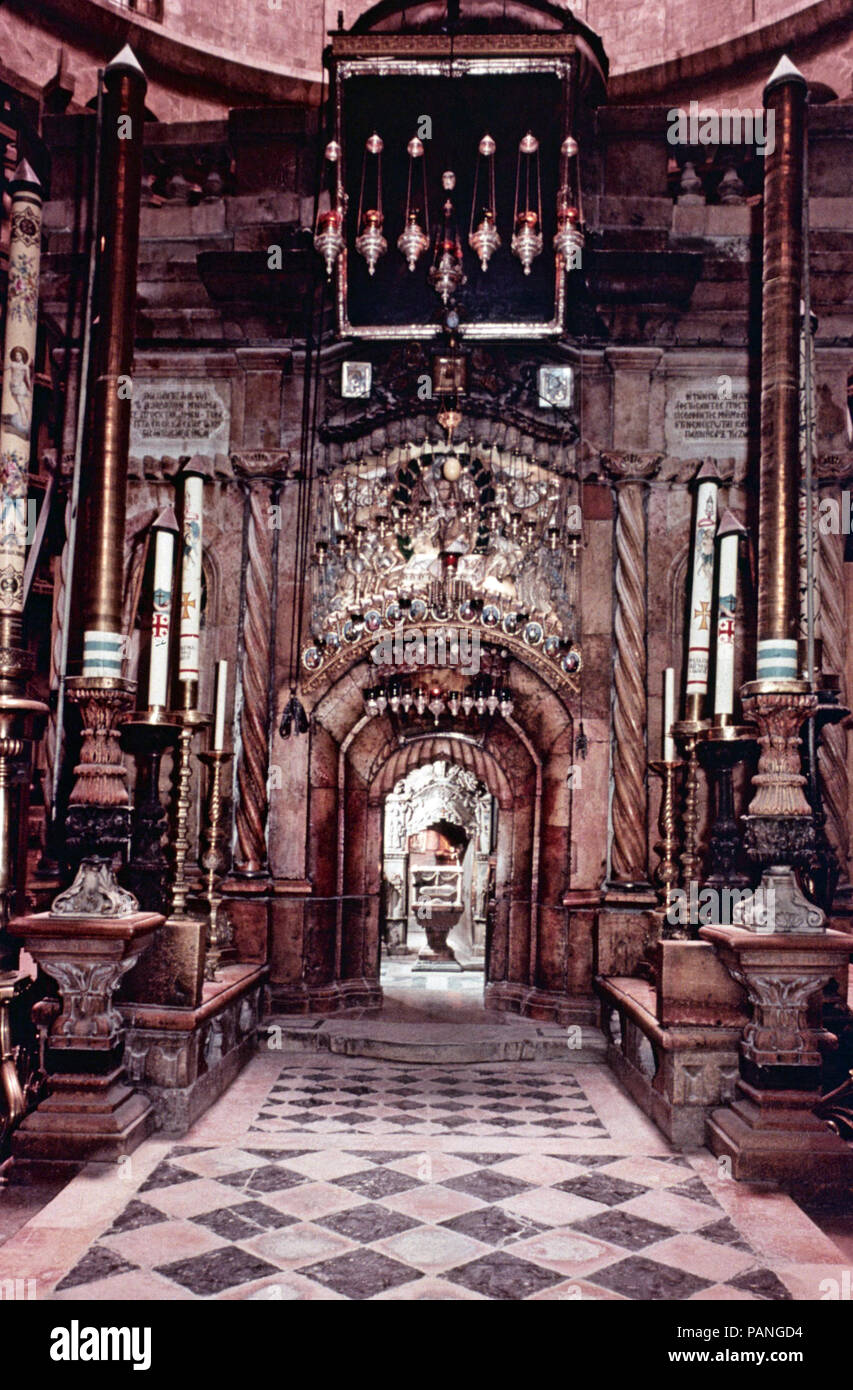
[730,967,831,1069]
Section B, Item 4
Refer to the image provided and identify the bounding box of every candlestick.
[649,757,683,917]
[713,510,746,720]
[147,507,178,710]
[178,463,205,684]
[198,748,233,979]
[122,709,181,913]
[684,460,720,722]
[662,667,675,761]
[167,703,211,919]
[672,716,711,896]
[212,659,228,751]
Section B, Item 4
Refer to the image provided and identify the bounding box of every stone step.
[262,1018,606,1065]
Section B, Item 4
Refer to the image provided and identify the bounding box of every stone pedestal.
[700,923,853,1185]
[413,907,463,971]
[122,915,206,1009]
[8,910,160,1163]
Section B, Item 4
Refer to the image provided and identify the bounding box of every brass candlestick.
[672,717,711,890]
[197,748,232,981]
[167,688,210,920]
[649,759,683,913]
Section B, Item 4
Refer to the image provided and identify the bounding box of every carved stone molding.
[818,452,853,481]
[609,473,651,884]
[233,482,278,877]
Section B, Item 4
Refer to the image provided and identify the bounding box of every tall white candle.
[713,510,746,718]
[147,507,178,709]
[685,461,720,710]
[662,667,675,761]
[213,659,228,750]
[178,467,205,682]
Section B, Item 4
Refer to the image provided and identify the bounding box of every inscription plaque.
[130,380,231,457]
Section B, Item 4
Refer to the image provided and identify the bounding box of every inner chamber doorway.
[381,759,496,987]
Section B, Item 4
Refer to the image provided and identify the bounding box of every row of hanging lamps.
[553,135,584,271]
[313,140,344,279]
[355,132,387,276]
[511,131,543,275]
[469,133,500,272]
[397,135,430,272]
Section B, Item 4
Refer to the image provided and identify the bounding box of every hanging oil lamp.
[469,134,500,272]
[554,135,584,272]
[355,133,387,276]
[511,132,543,276]
[314,141,345,279]
[397,136,430,272]
[429,171,466,305]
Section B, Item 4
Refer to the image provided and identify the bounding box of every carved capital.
[729,965,830,1069]
[231,450,292,481]
[600,450,663,483]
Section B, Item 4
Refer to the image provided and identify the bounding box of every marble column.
[601,449,662,899]
[229,452,289,881]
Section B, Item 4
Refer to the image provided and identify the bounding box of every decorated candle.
[148,508,178,708]
[713,510,747,718]
[662,667,675,762]
[178,464,205,683]
[0,162,43,619]
[684,460,720,711]
[212,659,228,750]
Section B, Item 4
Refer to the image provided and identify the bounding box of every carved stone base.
[706,1081,853,1187]
[6,909,160,1165]
[268,977,384,1015]
[11,1068,154,1164]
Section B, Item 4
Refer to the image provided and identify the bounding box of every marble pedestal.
[700,923,853,1186]
[8,911,161,1164]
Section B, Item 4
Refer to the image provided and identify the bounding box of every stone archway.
[267,641,592,1023]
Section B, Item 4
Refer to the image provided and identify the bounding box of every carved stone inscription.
[130,380,231,456]
[666,381,749,459]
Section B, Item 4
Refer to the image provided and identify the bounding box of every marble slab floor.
[0,1034,848,1301]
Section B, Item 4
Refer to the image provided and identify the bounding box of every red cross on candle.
[152,613,170,637]
[717,617,735,642]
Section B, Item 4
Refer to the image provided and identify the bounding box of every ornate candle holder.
[197,748,233,980]
[166,696,211,919]
[648,758,683,916]
[699,720,757,893]
[122,707,181,913]
[672,716,711,890]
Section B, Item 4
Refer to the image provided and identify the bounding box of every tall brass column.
[737,57,822,930]
[63,45,147,879]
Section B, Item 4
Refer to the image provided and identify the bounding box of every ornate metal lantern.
[469,134,501,272]
[355,133,387,276]
[429,171,466,305]
[511,132,543,276]
[313,141,345,279]
[397,136,430,272]
[553,135,584,272]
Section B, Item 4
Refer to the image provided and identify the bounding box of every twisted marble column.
[817,504,848,879]
[231,455,287,877]
[602,452,662,889]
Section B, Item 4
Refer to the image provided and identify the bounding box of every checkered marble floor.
[0,1051,847,1301]
[249,1064,609,1138]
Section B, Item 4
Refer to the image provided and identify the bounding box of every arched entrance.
[268,639,591,1022]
